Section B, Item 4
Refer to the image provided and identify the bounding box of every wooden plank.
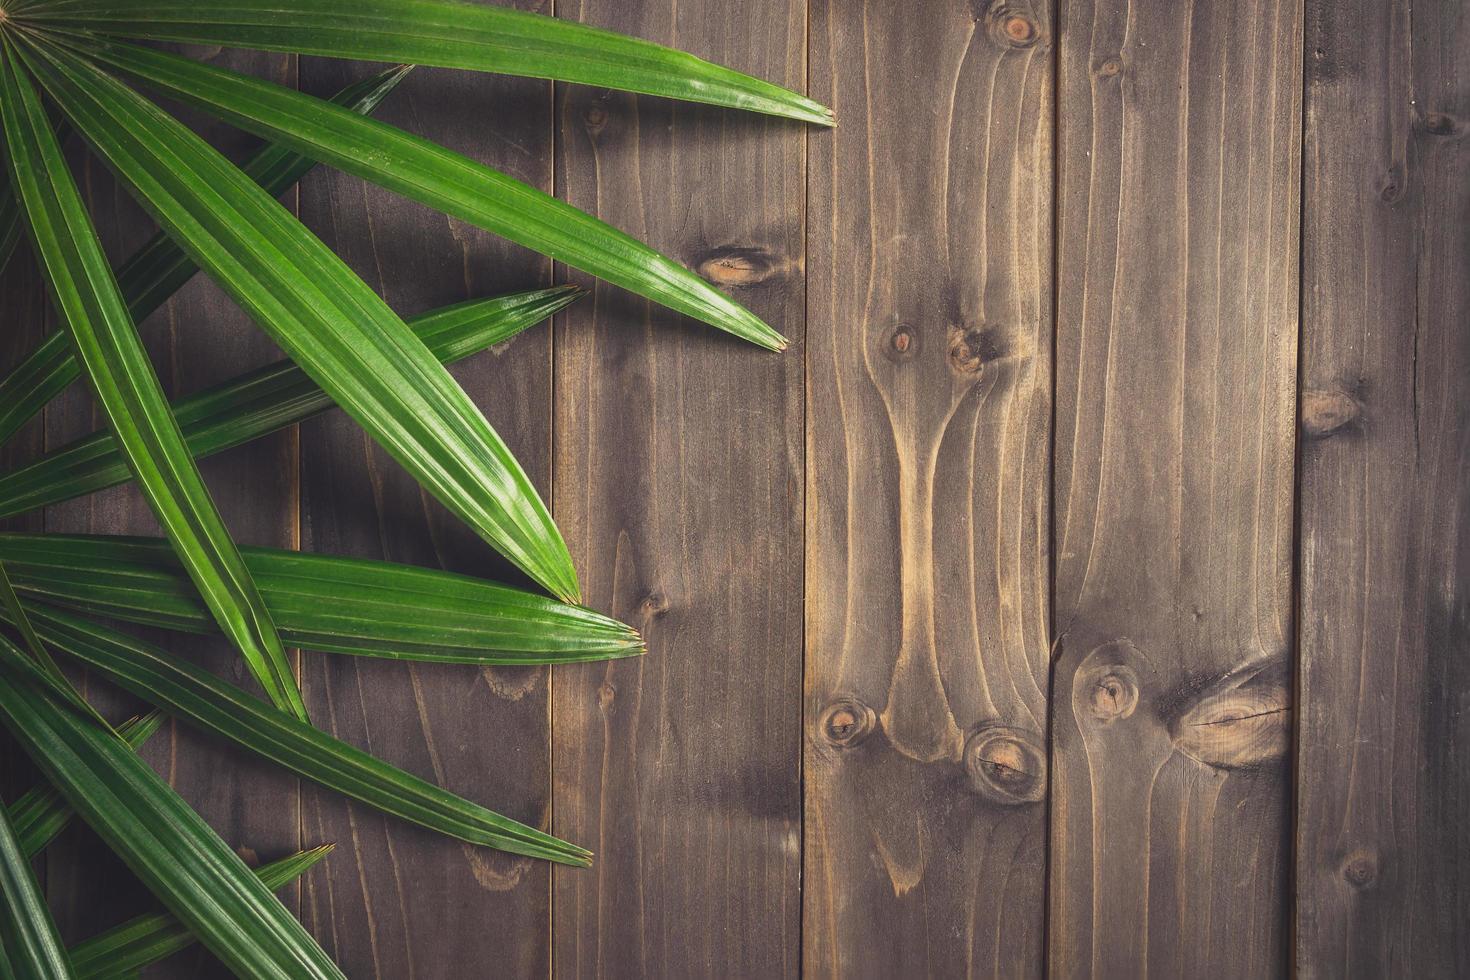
[1048,0,1302,976]
[803,0,1053,976]
[1294,1,1470,975]
[39,50,304,975]
[550,1,807,975]
[294,47,556,977]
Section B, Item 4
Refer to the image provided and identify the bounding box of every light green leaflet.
[0,37,305,720]
[14,36,581,603]
[74,37,789,350]
[0,63,411,448]
[0,531,644,664]
[11,0,834,124]
[0,640,345,979]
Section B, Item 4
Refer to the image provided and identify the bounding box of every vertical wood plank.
[803,0,1053,976]
[40,50,303,975]
[295,42,556,978]
[1294,2,1469,975]
[550,1,807,975]
[1049,0,1302,976]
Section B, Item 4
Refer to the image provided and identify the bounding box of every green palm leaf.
[0,792,72,978]
[69,845,333,980]
[0,640,345,979]
[79,38,788,350]
[7,711,164,857]
[13,0,833,125]
[0,556,104,728]
[0,37,305,720]
[0,63,410,449]
[7,604,592,865]
[0,532,643,664]
[0,286,580,519]
[13,37,580,604]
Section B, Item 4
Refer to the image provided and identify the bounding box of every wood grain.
[803,0,1053,976]
[1049,0,1302,976]
[550,0,807,975]
[1294,1,1470,975]
[39,49,304,976]
[294,41,557,978]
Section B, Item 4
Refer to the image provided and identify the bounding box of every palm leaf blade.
[17,37,579,603]
[7,711,164,857]
[16,0,832,124]
[0,287,580,519]
[0,793,72,978]
[69,845,334,980]
[0,38,305,719]
[10,605,592,864]
[0,640,345,979]
[80,39,788,350]
[1,532,643,664]
[3,532,642,662]
[0,63,410,449]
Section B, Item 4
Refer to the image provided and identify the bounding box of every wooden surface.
[0,0,1464,977]
[804,0,1052,975]
[1295,1,1470,976]
[1049,0,1302,976]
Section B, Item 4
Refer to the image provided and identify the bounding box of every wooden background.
[1,0,1466,976]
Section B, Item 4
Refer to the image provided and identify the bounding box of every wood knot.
[637,590,670,618]
[597,681,616,711]
[695,246,789,288]
[947,325,1005,375]
[963,726,1046,804]
[582,101,609,131]
[1341,849,1379,890]
[1301,388,1360,438]
[883,322,918,362]
[1096,56,1123,78]
[819,697,876,749]
[1378,166,1406,203]
[1172,661,1290,770]
[1081,664,1139,721]
[983,4,1042,49]
[1422,111,1458,136]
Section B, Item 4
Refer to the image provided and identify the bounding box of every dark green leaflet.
[77,38,789,350]
[68,846,334,980]
[10,604,593,865]
[0,63,409,449]
[0,532,643,665]
[7,711,164,857]
[0,792,72,978]
[0,37,305,720]
[16,37,580,603]
[0,556,107,728]
[0,640,345,979]
[13,0,833,124]
[0,173,17,274]
[0,287,580,519]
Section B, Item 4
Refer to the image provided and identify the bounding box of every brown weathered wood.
[1049,0,1302,976]
[550,1,807,975]
[803,0,1053,976]
[294,50,556,977]
[38,50,303,974]
[1294,1,1470,975]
